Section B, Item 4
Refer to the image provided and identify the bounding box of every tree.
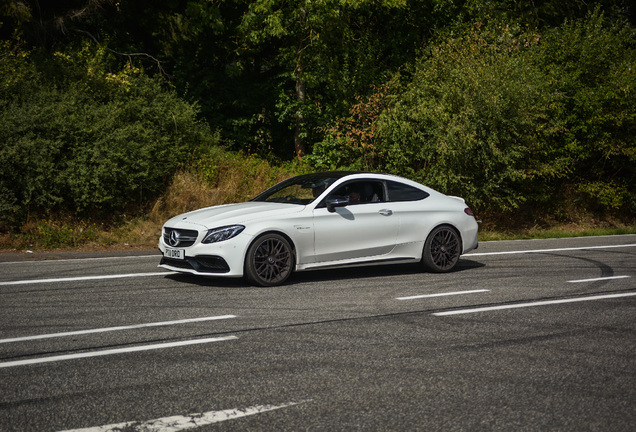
[534,8,636,213]
[311,7,636,223]
[237,0,437,159]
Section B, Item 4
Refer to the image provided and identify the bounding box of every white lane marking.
[465,243,636,257]
[0,315,237,344]
[0,336,238,368]
[0,271,177,286]
[396,289,489,301]
[0,255,159,265]
[433,292,636,316]
[59,401,307,432]
[2,242,633,285]
[568,275,631,283]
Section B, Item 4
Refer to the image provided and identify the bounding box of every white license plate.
[165,248,185,260]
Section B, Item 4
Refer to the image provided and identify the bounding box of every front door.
[312,180,398,263]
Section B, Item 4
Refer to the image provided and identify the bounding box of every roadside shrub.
[534,8,636,216]
[149,147,310,223]
[0,42,217,229]
[19,219,103,249]
[310,10,635,224]
[375,26,565,215]
[195,147,310,203]
[307,80,396,171]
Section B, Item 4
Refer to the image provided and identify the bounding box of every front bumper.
[158,231,252,277]
[160,254,231,273]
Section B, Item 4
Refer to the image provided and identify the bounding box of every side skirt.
[296,257,419,272]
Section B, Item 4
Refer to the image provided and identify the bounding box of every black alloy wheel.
[245,233,294,286]
[422,226,461,272]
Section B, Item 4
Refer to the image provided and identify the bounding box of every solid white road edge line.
[433,292,636,316]
[0,255,159,265]
[396,289,489,301]
[58,401,308,432]
[0,271,177,286]
[0,315,237,344]
[0,336,238,369]
[568,275,631,283]
[465,243,636,257]
[3,243,633,286]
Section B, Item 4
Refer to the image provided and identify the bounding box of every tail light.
[464,207,474,216]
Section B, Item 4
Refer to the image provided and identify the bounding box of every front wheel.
[422,226,461,273]
[244,234,294,286]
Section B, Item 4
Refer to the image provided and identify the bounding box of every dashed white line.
[0,336,238,368]
[568,275,631,283]
[396,289,489,301]
[0,315,237,344]
[433,292,636,316]
[59,401,308,432]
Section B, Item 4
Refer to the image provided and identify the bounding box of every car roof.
[295,171,430,188]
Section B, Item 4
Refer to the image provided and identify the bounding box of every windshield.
[252,172,354,205]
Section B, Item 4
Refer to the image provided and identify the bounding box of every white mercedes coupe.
[158,172,479,286]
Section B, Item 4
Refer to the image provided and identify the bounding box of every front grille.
[161,255,230,274]
[163,227,199,247]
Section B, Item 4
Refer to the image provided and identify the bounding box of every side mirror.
[326,196,350,213]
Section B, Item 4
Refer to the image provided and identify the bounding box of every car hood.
[164,202,305,230]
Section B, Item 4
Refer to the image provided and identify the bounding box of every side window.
[386,180,429,202]
[329,181,385,204]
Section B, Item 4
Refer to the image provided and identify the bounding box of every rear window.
[387,180,429,202]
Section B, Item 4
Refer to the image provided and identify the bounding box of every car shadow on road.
[289,259,485,285]
[163,259,485,288]
[164,273,251,288]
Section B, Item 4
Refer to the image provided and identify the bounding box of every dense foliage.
[0,41,215,228]
[0,0,634,232]
[313,10,636,221]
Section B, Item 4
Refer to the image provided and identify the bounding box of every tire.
[244,233,294,286]
[422,225,461,273]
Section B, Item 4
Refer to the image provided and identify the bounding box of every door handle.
[379,209,393,216]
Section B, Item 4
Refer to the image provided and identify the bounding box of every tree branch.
[74,29,170,79]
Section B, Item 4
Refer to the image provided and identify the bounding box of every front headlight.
[202,225,245,244]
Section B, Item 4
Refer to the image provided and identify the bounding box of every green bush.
[377,26,565,214]
[534,8,636,215]
[307,80,396,172]
[309,10,635,223]
[195,147,310,202]
[0,42,217,229]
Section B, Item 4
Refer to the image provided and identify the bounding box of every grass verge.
[2,210,633,254]
[0,149,633,253]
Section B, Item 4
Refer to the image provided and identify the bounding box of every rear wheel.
[422,226,461,272]
[244,234,294,286]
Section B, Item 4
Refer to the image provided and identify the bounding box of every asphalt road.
[1,235,635,431]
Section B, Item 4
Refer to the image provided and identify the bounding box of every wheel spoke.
[428,228,459,271]
[252,238,292,283]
